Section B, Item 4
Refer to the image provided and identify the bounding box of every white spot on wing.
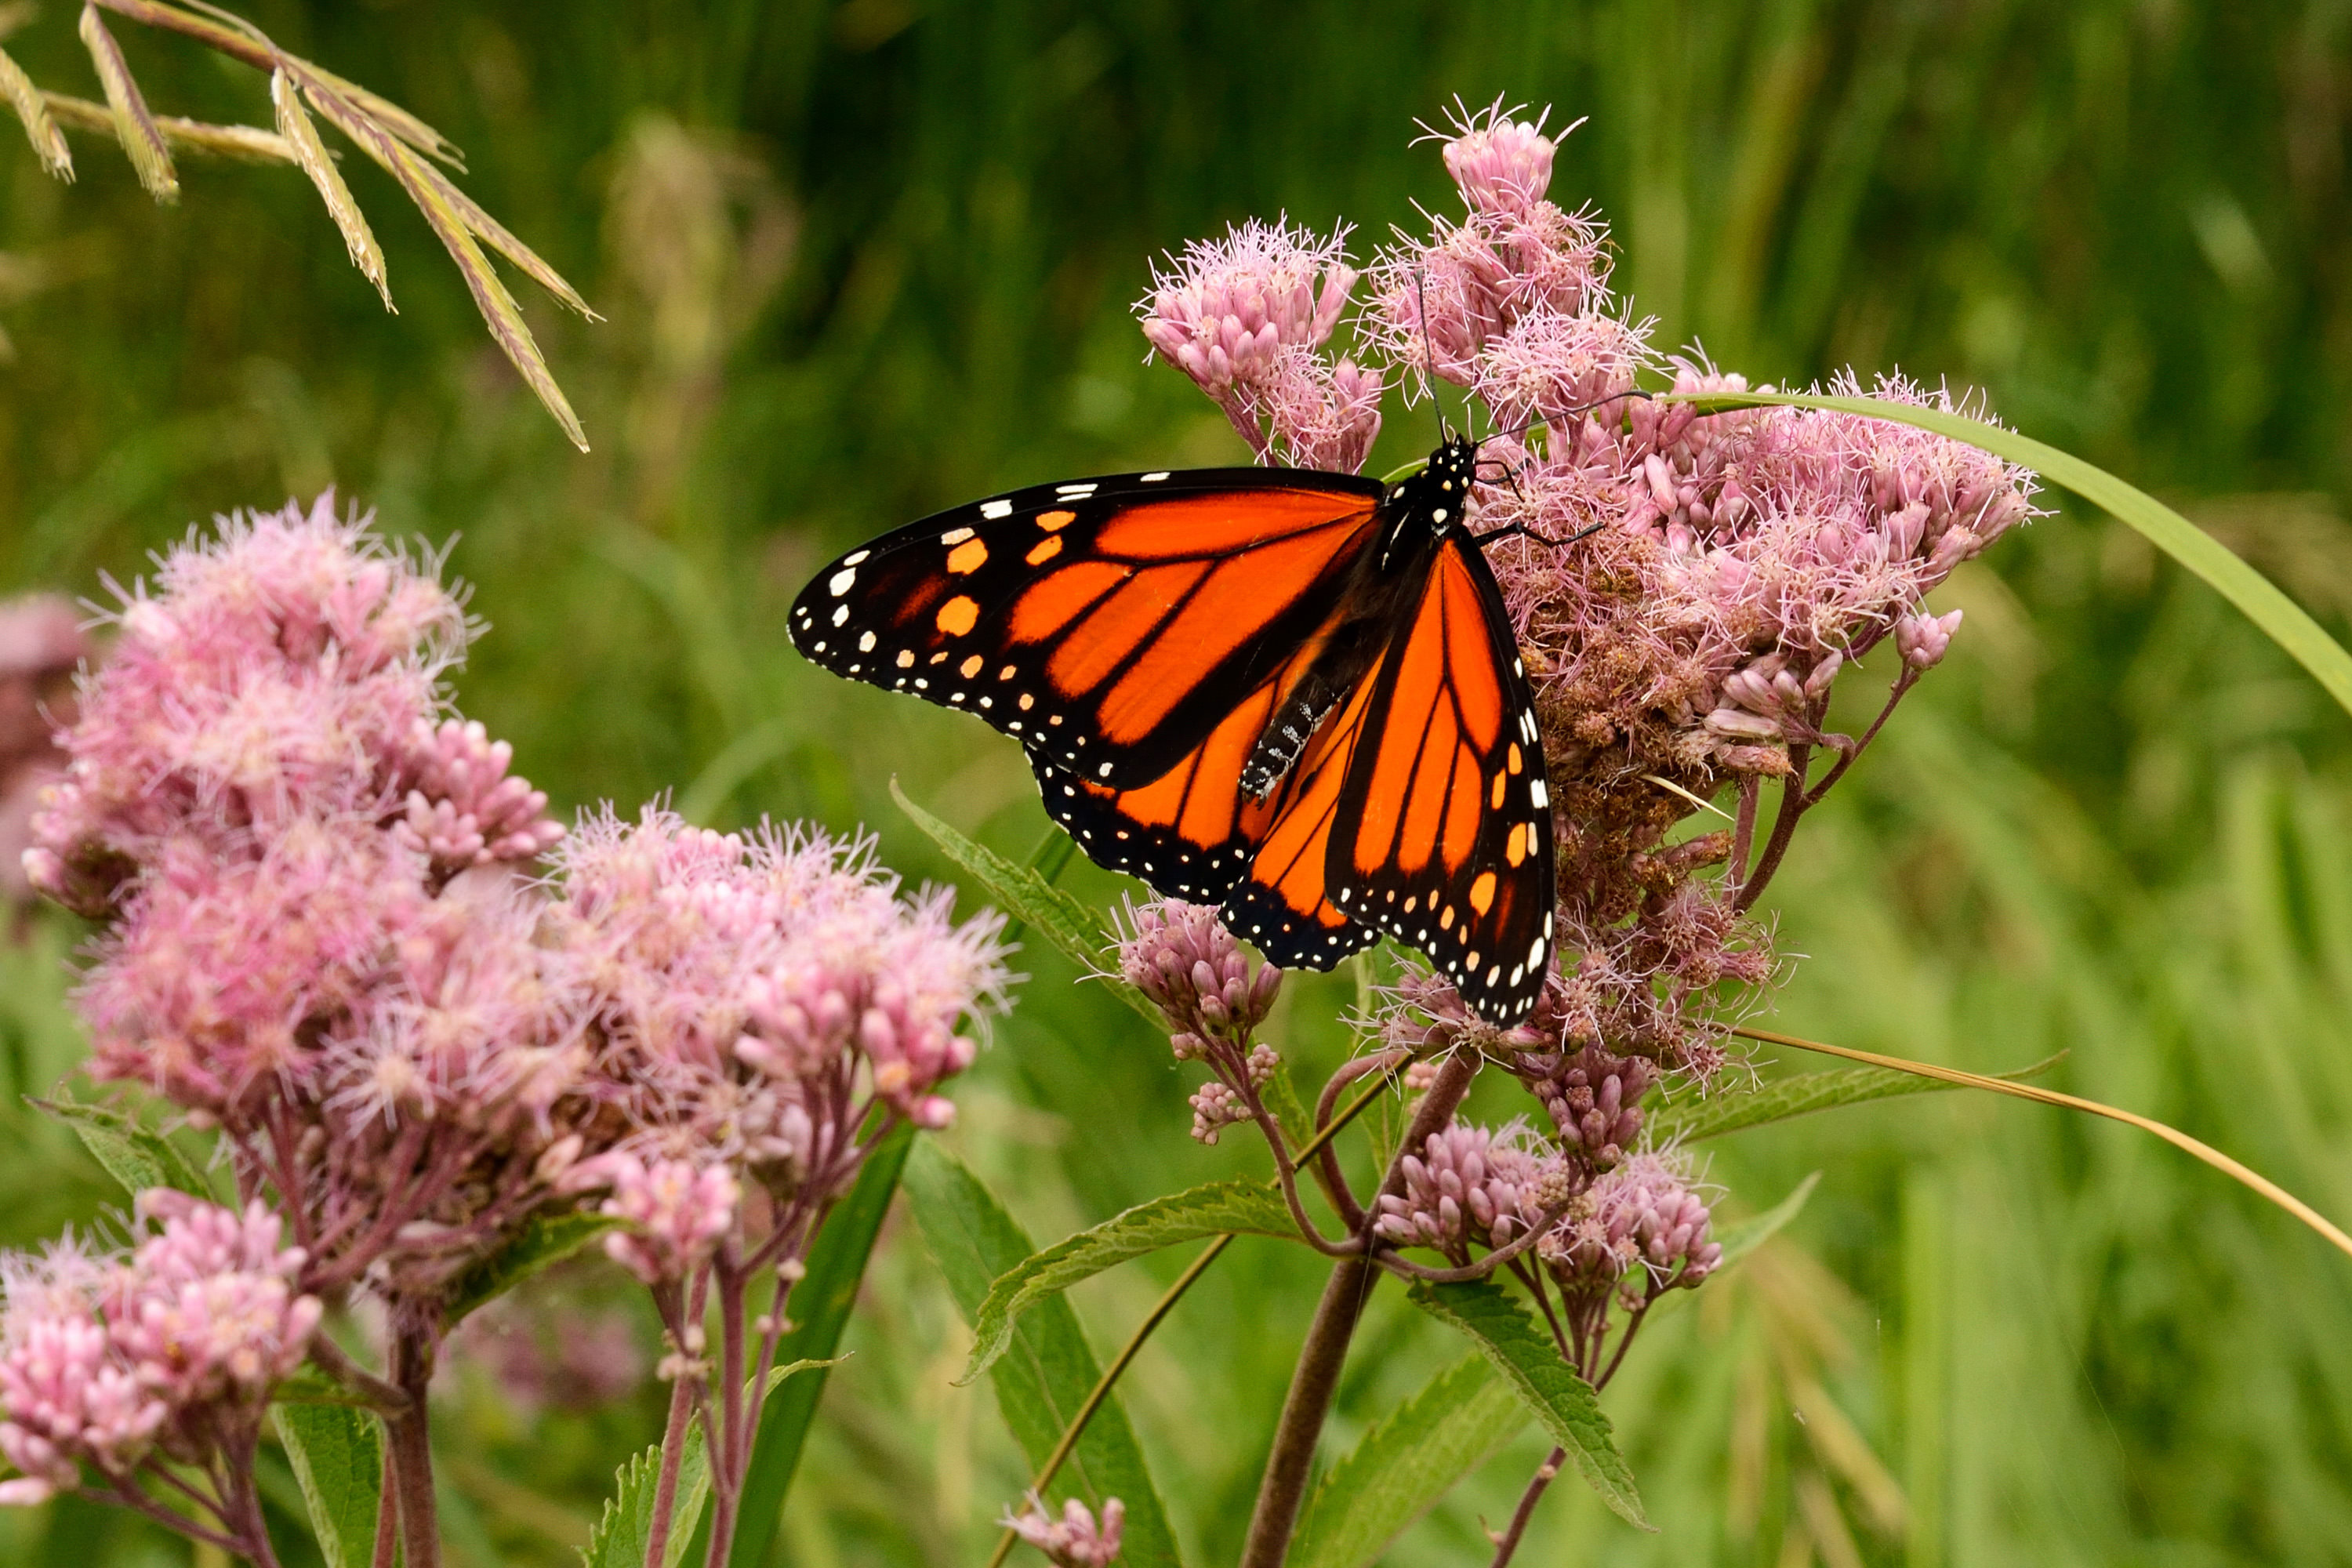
[844,549,870,566]
[941,526,975,545]
[828,568,857,595]
[1142,471,1171,482]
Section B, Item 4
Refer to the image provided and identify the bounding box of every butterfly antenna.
[1414,269,1454,442]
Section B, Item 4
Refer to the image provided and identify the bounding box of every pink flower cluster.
[1374,1121,1562,1258]
[1115,898,1286,1145]
[550,808,1007,1191]
[1541,1148,1722,1301]
[1004,1493,1126,1568]
[0,1195,320,1506]
[0,595,91,906]
[1138,219,1385,472]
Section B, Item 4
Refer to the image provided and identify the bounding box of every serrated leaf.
[905,1141,1183,1568]
[77,2,175,201]
[1408,1277,1650,1530]
[1677,390,2352,724]
[890,780,1162,1028]
[581,1427,709,1568]
[443,1210,619,1327]
[273,1403,383,1568]
[721,1126,911,1568]
[34,1095,212,1200]
[1646,1052,2060,1144]
[1290,1354,1527,1568]
[0,44,71,180]
[273,67,390,310]
[962,1178,1296,1384]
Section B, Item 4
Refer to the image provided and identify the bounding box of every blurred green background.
[5,0,2352,1563]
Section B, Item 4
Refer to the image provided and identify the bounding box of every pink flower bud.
[1895,608,1963,670]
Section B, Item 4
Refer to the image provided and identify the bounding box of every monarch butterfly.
[787,434,1555,1026]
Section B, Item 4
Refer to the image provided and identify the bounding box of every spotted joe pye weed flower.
[0,499,1010,1568]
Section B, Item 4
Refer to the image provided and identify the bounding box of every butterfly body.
[789,435,1557,1025]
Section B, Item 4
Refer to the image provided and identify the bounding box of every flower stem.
[642,1372,695,1568]
[385,1330,441,1568]
[1236,1050,1479,1568]
[1487,1448,1563,1568]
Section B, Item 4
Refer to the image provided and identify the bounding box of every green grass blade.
[904,1140,1183,1568]
[1671,391,2352,722]
[720,1124,913,1568]
[960,1178,1295,1384]
[1289,1354,1528,1568]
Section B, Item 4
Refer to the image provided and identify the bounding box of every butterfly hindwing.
[787,468,1383,789]
[1329,534,1555,1022]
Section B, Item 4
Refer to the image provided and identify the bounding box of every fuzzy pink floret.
[1004,1494,1126,1568]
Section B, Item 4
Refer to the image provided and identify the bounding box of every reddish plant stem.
[1487,1449,1564,1568]
[1733,742,1811,915]
[641,1364,695,1568]
[384,1330,441,1568]
[1236,1051,1480,1568]
[372,1446,400,1568]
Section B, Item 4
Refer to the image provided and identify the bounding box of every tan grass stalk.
[1733,1026,2352,1262]
[298,73,585,448]
[0,44,71,178]
[77,0,173,199]
[42,89,285,162]
[270,67,389,310]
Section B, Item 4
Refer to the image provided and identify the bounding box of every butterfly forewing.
[1330,536,1555,1022]
[788,469,1383,789]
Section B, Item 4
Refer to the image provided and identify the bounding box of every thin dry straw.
[1733,1025,2352,1261]
[77,1,174,200]
[39,90,289,162]
[0,44,71,179]
[270,67,390,310]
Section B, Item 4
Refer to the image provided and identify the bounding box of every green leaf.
[270,1365,375,1409]
[722,1125,913,1568]
[1673,390,2352,723]
[580,1427,710,1568]
[961,1178,1297,1383]
[598,1360,840,1568]
[1711,1171,1820,1272]
[442,1210,620,1327]
[32,1095,212,1200]
[889,780,1163,1028]
[1408,1278,1651,1531]
[1290,1354,1528,1568]
[904,1140,1184,1568]
[273,1403,383,1568]
[1644,1052,2061,1144]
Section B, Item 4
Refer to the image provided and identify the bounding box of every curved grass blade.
[1289,1354,1527,1568]
[1671,390,2352,724]
[905,1140,1183,1568]
[78,2,176,200]
[1407,1277,1651,1531]
[272,67,389,310]
[1734,1025,2352,1261]
[1644,1052,2060,1144]
[961,1178,1295,1383]
[1,45,72,179]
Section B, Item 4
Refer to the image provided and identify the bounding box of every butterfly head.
[1417,435,1481,537]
